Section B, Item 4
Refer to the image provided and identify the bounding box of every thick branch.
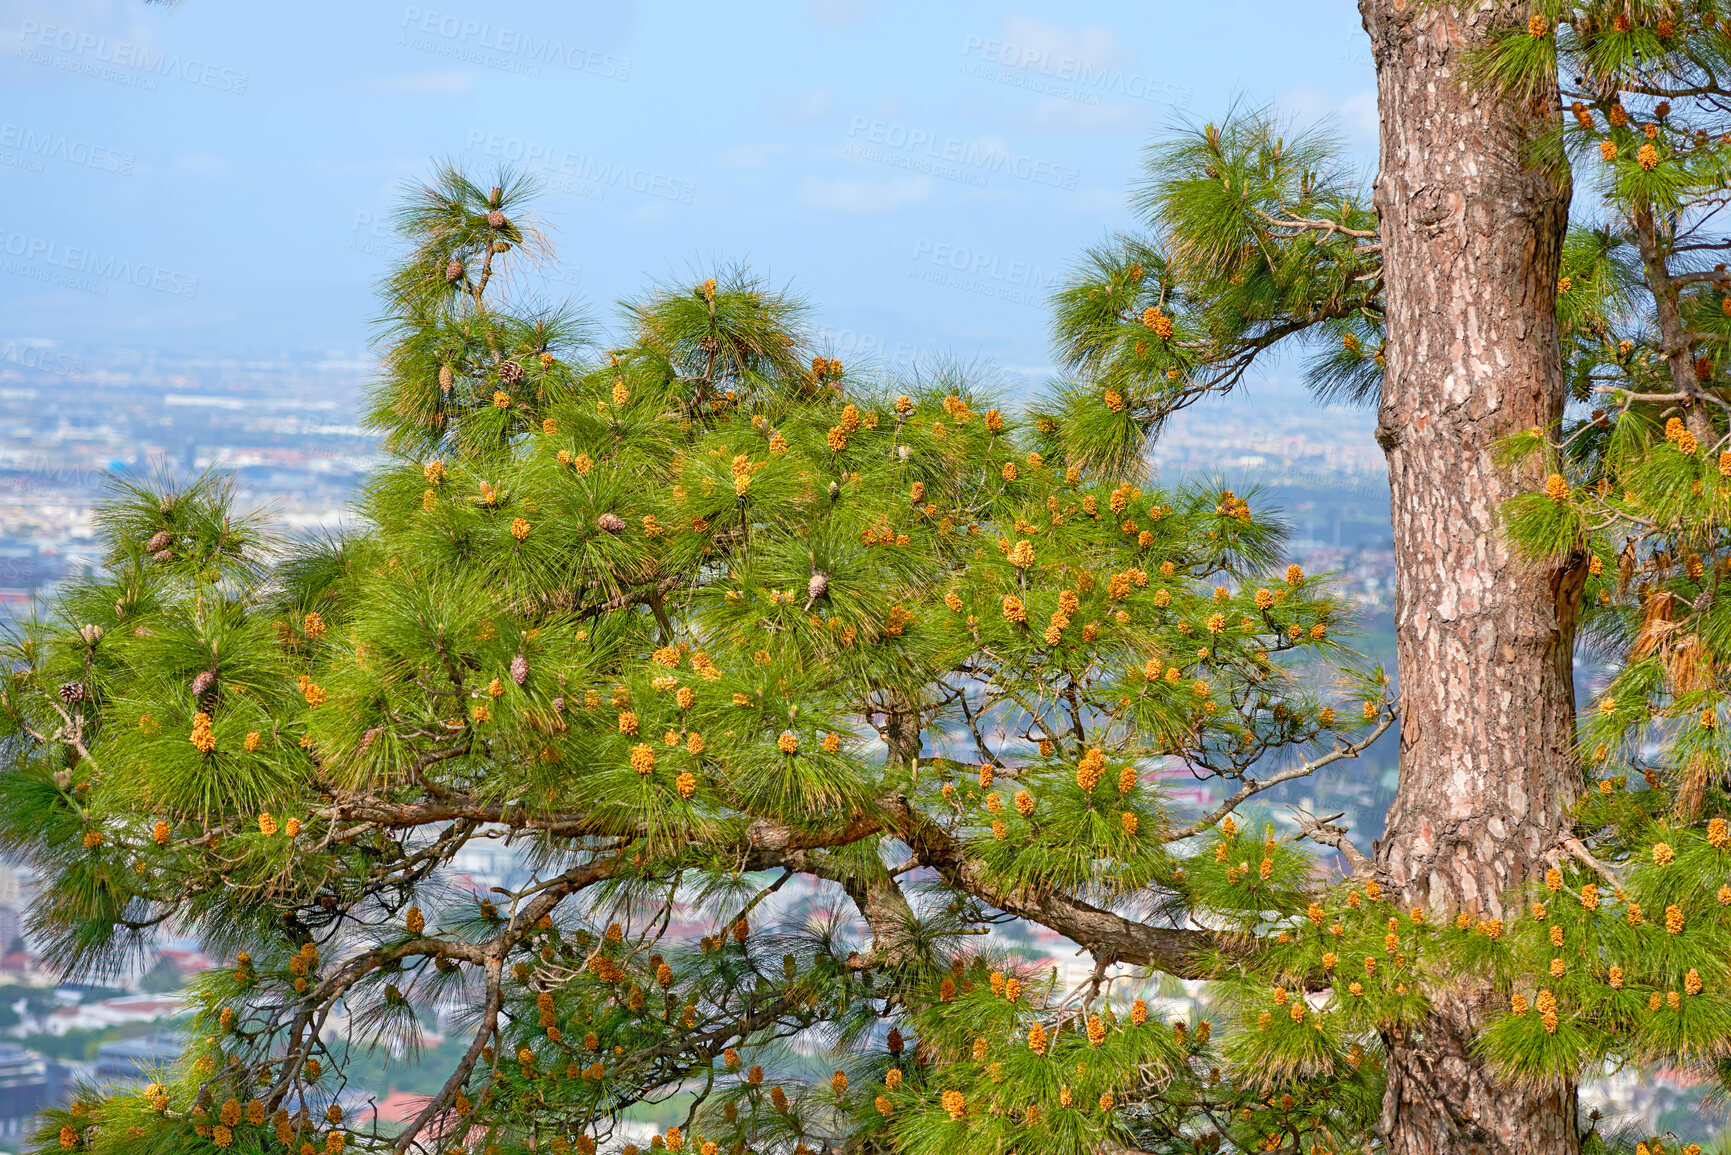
[882,798,1242,978]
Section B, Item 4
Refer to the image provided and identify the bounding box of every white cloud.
[1030,99,1139,133]
[719,143,792,169]
[175,154,230,176]
[1281,86,1380,149]
[995,15,1136,74]
[3,0,139,33]
[861,97,906,120]
[1339,91,1379,145]
[796,175,931,212]
[366,72,475,95]
[1276,87,1330,126]
[959,90,1142,135]
[763,86,836,124]
[809,0,880,28]
[1063,186,1134,216]
[949,17,1153,136]
[0,0,158,86]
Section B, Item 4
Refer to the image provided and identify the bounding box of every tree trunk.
[1359,2,1582,1153]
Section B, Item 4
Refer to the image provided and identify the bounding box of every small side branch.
[1289,807,1374,876]
[1163,708,1397,843]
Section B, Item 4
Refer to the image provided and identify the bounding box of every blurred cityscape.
[0,341,1712,1145]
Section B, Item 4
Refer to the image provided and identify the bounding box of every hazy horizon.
[2,0,1374,379]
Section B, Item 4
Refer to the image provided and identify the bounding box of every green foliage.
[0,164,1395,1155]
[26,29,1731,1140]
[1044,101,1383,481]
[1476,5,1731,1145]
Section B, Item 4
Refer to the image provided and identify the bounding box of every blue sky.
[0,0,1375,384]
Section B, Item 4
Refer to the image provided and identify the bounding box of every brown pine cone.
[597,513,626,535]
[498,360,525,385]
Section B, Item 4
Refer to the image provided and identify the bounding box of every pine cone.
[151,549,175,564]
[145,530,173,553]
[551,696,565,714]
[597,513,626,535]
[360,726,383,752]
[58,682,85,705]
[445,260,465,284]
[487,210,506,230]
[510,654,529,686]
[498,360,525,385]
[808,572,829,602]
[438,364,453,392]
[191,670,217,700]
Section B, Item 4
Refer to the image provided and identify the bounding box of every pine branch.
[1164,707,1397,842]
[883,796,1244,978]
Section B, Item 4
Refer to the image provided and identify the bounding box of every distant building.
[0,863,27,961]
[153,948,214,974]
[449,841,524,889]
[0,951,53,988]
[0,1043,49,1140]
[93,1035,183,1088]
[360,1089,431,1127]
[41,994,184,1036]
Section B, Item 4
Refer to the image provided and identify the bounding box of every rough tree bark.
[1359,2,1582,1153]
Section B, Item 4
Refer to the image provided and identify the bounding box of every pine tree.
[0,165,1391,1154]
[11,5,1731,1149]
[1042,3,1731,1151]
